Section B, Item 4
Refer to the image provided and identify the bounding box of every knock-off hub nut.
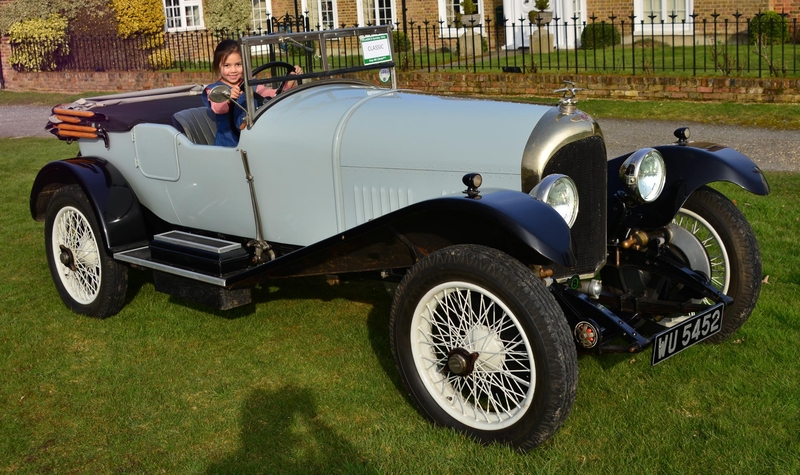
[446,348,479,376]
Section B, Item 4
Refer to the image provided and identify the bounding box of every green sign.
[362,33,392,65]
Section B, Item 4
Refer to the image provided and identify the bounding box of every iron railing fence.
[8,11,799,77]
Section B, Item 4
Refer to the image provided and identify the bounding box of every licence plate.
[651,303,725,366]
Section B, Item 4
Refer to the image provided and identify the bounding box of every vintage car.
[31,26,770,451]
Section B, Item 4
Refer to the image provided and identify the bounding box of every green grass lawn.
[1,137,799,473]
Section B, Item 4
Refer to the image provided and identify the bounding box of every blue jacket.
[202,80,247,147]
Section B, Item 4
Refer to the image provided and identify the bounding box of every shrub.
[461,0,477,15]
[581,22,622,49]
[110,0,164,38]
[205,0,251,32]
[393,30,411,53]
[148,48,175,70]
[749,11,790,45]
[8,14,70,72]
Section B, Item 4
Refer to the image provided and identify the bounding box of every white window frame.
[634,0,693,35]
[251,0,273,32]
[163,0,205,32]
[357,0,395,27]
[437,0,485,38]
[304,0,338,30]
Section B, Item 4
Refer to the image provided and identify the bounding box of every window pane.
[165,0,182,28]
[666,0,686,22]
[643,0,661,23]
[320,0,334,29]
[185,6,200,27]
[376,0,391,25]
[252,0,269,31]
[446,0,457,24]
[362,0,375,24]
[572,0,581,20]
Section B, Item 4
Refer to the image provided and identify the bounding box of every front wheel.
[670,186,763,343]
[389,245,577,451]
[44,185,128,318]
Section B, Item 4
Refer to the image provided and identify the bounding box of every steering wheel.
[251,61,300,95]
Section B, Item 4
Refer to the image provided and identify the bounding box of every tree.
[0,0,108,35]
[205,0,252,32]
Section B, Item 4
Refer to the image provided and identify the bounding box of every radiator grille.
[543,135,607,278]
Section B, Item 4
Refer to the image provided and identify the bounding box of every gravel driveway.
[0,105,54,139]
[1,104,797,172]
[601,118,800,172]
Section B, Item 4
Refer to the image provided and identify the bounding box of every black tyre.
[669,186,762,343]
[389,245,577,452]
[44,185,128,318]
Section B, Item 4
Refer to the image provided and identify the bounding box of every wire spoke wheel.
[672,208,730,296]
[44,185,128,318]
[646,186,762,341]
[412,282,534,429]
[390,245,577,451]
[52,205,102,304]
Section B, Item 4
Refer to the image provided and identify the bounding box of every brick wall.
[398,72,800,102]
[2,66,798,103]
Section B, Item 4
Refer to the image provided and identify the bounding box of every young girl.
[202,39,303,146]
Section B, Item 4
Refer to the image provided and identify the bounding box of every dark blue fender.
[608,142,770,232]
[30,157,149,252]
[227,188,575,286]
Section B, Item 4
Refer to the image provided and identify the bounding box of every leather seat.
[172,107,217,145]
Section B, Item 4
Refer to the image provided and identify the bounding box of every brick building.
[157,0,798,50]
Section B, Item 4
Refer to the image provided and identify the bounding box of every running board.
[113,231,253,310]
[114,246,228,286]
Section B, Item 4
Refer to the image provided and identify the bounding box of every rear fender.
[30,157,149,252]
[227,189,576,286]
[608,142,770,231]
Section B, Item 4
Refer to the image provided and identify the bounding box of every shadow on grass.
[206,385,375,474]
[124,267,154,306]
[161,275,395,319]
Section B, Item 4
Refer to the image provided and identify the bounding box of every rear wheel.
[389,245,577,451]
[44,185,128,318]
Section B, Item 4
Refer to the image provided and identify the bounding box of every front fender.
[227,189,575,286]
[30,157,149,252]
[608,142,770,231]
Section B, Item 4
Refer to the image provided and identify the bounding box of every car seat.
[172,107,217,145]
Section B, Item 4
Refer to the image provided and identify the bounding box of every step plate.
[154,230,241,254]
[149,232,251,276]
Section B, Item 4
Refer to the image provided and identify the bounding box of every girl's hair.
[212,39,241,77]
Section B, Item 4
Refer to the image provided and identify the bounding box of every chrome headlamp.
[530,174,579,228]
[620,148,666,203]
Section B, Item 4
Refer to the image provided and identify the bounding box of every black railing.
[8,11,799,77]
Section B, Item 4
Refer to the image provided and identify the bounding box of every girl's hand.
[286,66,303,90]
[229,83,241,100]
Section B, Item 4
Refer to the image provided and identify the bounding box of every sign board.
[361,33,392,65]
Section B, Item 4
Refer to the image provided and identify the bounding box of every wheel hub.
[446,348,479,376]
[59,245,76,271]
[468,326,506,370]
[667,223,712,278]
